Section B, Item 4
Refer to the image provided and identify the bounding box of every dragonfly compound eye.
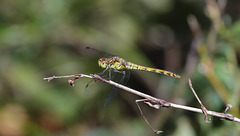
[98,57,107,68]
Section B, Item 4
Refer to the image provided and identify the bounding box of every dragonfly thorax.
[98,57,127,70]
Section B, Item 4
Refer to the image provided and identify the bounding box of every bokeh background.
[0,0,240,135]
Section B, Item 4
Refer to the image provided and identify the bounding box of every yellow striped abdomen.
[126,62,181,78]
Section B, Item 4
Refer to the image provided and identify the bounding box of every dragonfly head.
[98,57,107,68]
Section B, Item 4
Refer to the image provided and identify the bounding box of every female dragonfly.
[85,47,180,106]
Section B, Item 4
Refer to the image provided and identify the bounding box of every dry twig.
[44,74,240,133]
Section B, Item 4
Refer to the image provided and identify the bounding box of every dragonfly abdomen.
[126,62,181,78]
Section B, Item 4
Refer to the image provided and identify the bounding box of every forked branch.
[44,74,240,134]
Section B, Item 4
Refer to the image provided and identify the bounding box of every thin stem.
[43,73,240,133]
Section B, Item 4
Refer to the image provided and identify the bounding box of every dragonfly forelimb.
[98,67,108,75]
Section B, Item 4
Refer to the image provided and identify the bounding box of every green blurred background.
[0,0,240,135]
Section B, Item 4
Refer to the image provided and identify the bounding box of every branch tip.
[68,79,75,86]
[188,78,192,87]
[224,104,232,113]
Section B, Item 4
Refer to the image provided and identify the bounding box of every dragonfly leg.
[104,70,130,107]
[113,70,123,80]
[98,68,108,75]
[108,69,112,80]
[113,69,124,74]
[113,70,130,84]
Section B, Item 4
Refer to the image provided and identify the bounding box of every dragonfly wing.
[121,70,131,85]
[84,78,109,96]
[104,86,120,107]
[84,79,97,96]
[104,70,130,107]
[84,46,116,58]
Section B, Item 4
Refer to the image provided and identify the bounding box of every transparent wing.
[84,75,109,96]
[84,46,116,58]
[84,70,130,106]
[84,79,100,96]
[104,70,130,107]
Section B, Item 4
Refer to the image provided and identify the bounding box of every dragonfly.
[85,47,181,106]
